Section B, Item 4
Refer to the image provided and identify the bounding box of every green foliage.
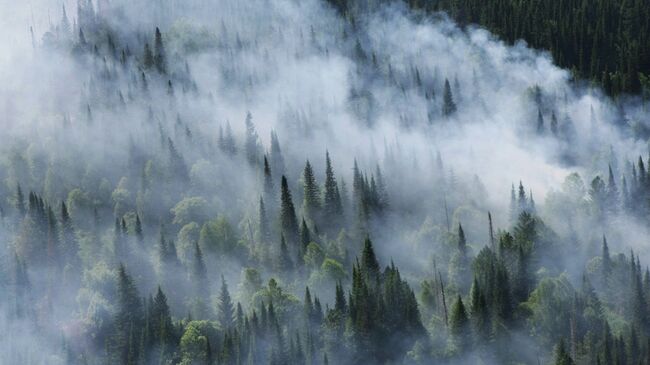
[198,216,239,256]
[172,197,209,226]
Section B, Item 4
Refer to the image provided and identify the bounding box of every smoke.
[0,0,649,363]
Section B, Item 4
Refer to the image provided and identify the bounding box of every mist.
[1,0,649,364]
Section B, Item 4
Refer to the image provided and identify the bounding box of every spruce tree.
[270,130,285,178]
[259,197,271,244]
[217,276,235,329]
[323,151,343,229]
[551,112,559,136]
[244,112,260,165]
[153,27,166,74]
[280,176,299,245]
[537,109,544,134]
[302,160,321,225]
[143,43,154,70]
[360,236,380,282]
[263,156,274,200]
[554,340,575,365]
[190,242,209,315]
[449,295,470,352]
[442,78,457,117]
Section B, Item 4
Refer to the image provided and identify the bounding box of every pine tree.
[360,236,380,282]
[217,276,235,329]
[300,218,311,250]
[259,197,271,244]
[518,181,527,212]
[190,242,209,312]
[551,111,559,136]
[554,340,575,365]
[302,161,321,224]
[270,130,285,178]
[153,27,166,74]
[263,156,274,200]
[134,214,143,245]
[449,295,470,352]
[16,183,25,217]
[537,109,544,134]
[113,264,143,364]
[509,183,517,223]
[60,4,71,35]
[602,235,611,279]
[280,176,299,245]
[513,245,530,302]
[469,277,490,342]
[244,112,260,166]
[143,43,154,70]
[457,223,466,254]
[442,78,457,117]
[323,151,343,230]
[606,165,619,214]
[277,234,294,273]
[59,201,77,265]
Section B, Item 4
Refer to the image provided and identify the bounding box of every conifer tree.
[113,264,143,364]
[259,197,271,244]
[263,156,274,200]
[606,165,619,214]
[360,236,380,282]
[300,218,311,251]
[537,109,544,134]
[442,78,457,117]
[602,235,611,279]
[244,112,260,166]
[554,340,575,365]
[217,276,235,329]
[153,27,166,74]
[59,201,77,265]
[270,130,285,178]
[509,184,517,223]
[277,234,294,273]
[323,151,343,229]
[280,176,299,245]
[449,295,470,352]
[143,43,154,70]
[135,214,143,245]
[551,111,559,136]
[190,242,209,317]
[469,277,490,342]
[302,160,321,224]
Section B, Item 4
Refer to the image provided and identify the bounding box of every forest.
[329,0,650,96]
[0,0,650,364]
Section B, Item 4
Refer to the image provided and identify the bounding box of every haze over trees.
[0,0,650,364]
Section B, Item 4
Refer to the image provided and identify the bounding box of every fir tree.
[143,43,154,70]
[323,151,343,229]
[217,276,235,329]
[442,78,457,117]
[537,109,544,134]
[302,160,321,224]
[449,295,470,352]
[280,176,299,246]
[244,112,260,166]
[153,27,166,74]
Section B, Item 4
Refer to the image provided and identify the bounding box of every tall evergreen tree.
[217,276,235,329]
[153,27,166,74]
[280,176,299,246]
[323,151,343,230]
[244,112,260,166]
[302,160,321,224]
[442,78,457,117]
[449,295,470,352]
